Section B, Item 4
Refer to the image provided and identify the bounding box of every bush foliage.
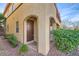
[5,34,18,47]
[53,29,79,52]
[19,43,28,54]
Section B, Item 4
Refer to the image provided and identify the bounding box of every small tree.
[0,13,6,25]
[0,13,6,35]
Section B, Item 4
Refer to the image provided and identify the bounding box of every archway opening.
[26,16,38,43]
[27,20,34,41]
[24,15,38,51]
[49,17,56,42]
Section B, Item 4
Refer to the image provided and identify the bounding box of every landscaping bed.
[53,29,79,53]
[4,34,18,48]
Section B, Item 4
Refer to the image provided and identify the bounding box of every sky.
[0,3,7,13]
[0,3,79,26]
[56,3,79,26]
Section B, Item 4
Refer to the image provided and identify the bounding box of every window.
[16,21,19,33]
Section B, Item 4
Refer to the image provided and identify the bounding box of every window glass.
[16,21,19,33]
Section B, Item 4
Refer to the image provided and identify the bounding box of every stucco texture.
[5,3,60,55]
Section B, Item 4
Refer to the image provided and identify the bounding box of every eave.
[3,3,11,16]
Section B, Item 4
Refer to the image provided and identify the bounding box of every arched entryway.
[49,17,56,42]
[49,17,56,31]
[27,20,34,41]
[27,16,38,43]
[24,15,38,51]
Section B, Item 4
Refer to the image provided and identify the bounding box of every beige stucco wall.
[5,3,60,55]
[34,20,38,42]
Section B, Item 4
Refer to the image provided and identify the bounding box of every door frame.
[27,20,34,42]
[23,15,38,44]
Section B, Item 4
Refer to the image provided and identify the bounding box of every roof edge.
[3,3,11,16]
[54,3,61,23]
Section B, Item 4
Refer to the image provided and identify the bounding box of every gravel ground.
[48,41,67,56]
[0,36,42,56]
[48,41,79,56]
[0,36,78,56]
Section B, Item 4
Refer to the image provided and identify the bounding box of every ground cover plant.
[19,43,28,55]
[5,34,18,47]
[53,29,79,53]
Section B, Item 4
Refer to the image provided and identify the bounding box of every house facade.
[3,3,61,55]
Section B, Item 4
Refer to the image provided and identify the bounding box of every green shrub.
[53,29,79,52]
[5,34,18,47]
[5,34,12,39]
[19,43,28,54]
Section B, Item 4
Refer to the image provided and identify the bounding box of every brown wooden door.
[27,20,34,41]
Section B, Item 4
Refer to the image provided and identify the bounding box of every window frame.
[16,21,19,33]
